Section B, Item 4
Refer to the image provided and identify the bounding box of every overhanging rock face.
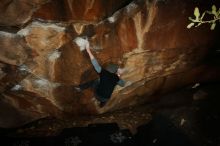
[0,0,219,128]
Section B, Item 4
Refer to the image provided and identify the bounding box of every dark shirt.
[96,69,119,100]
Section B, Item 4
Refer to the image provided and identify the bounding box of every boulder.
[0,0,219,128]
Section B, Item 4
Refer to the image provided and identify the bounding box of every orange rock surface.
[0,0,219,128]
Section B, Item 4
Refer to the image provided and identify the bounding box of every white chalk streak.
[74,37,89,51]
[48,50,61,61]
[0,31,16,38]
[17,21,65,36]
[11,84,22,91]
[126,2,138,14]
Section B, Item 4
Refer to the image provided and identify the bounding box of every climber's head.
[106,63,118,74]
[106,63,123,76]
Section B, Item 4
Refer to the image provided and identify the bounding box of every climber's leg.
[74,78,100,92]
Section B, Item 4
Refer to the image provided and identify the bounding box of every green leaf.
[194,7,200,21]
[188,17,193,21]
[212,5,217,16]
[210,23,216,30]
[200,12,206,20]
[187,23,195,29]
[217,8,220,16]
[195,22,202,27]
[188,17,196,22]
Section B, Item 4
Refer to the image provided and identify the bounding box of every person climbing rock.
[75,45,125,107]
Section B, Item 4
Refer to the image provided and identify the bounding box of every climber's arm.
[118,79,126,87]
[86,47,101,73]
[91,58,101,73]
[86,47,95,60]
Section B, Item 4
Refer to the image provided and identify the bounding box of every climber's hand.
[86,41,90,49]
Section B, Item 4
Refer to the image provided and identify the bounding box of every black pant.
[78,78,100,90]
[78,79,108,103]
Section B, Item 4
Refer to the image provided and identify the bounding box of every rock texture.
[0,0,220,128]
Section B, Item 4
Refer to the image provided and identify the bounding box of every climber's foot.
[74,87,82,92]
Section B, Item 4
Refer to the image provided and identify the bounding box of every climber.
[75,46,125,107]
